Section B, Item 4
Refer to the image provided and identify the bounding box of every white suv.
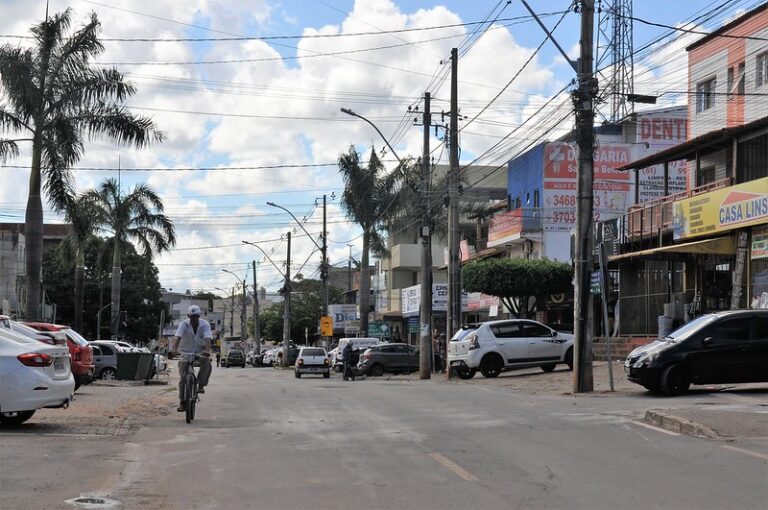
[448,320,574,379]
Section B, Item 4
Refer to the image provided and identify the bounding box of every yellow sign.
[320,316,333,337]
[673,177,768,239]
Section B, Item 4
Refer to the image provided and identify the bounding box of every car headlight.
[631,350,661,368]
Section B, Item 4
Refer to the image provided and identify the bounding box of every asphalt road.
[1,366,767,510]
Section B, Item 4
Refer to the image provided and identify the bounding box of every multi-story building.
[596,4,768,356]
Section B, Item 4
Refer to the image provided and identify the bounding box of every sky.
[0,0,758,297]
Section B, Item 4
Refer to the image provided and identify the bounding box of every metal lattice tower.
[596,0,634,122]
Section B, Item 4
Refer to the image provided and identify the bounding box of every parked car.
[262,348,278,366]
[90,341,119,380]
[625,310,768,395]
[294,347,330,378]
[25,322,94,390]
[333,338,382,372]
[0,315,67,347]
[0,328,74,425]
[273,343,300,367]
[448,320,574,379]
[223,349,246,368]
[357,343,419,376]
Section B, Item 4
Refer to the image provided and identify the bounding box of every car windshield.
[302,348,325,356]
[663,314,720,342]
[451,326,478,342]
[65,328,89,346]
[229,350,243,356]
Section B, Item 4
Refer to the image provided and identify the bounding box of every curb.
[643,409,720,439]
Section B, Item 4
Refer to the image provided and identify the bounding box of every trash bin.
[658,315,675,339]
[116,352,155,380]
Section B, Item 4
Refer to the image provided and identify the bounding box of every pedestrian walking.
[437,333,446,373]
[432,331,442,373]
[215,351,221,367]
[342,341,353,381]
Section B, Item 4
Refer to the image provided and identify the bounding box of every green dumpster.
[116,352,154,380]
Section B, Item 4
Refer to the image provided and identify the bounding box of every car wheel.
[100,368,117,381]
[565,347,574,371]
[661,364,690,396]
[480,354,504,378]
[370,363,385,377]
[540,364,556,373]
[455,366,476,380]
[0,410,35,425]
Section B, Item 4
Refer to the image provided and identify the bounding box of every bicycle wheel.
[185,373,196,423]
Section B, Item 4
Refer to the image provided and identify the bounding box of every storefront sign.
[401,285,421,317]
[407,316,420,333]
[672,177,768,239]
[466,292,500,311]
[543,142,634,231]
[488,209,523,244]
[635,109,689,201]
[401,284,469,317]
[368,322,389,338]
[329,304,358,333]
[752,225,768,260]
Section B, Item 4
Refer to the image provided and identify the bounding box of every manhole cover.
[65,495,122,509]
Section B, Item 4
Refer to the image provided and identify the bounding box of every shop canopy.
[608,236,735,262]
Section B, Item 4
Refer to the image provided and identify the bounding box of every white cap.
[187,305,202,316]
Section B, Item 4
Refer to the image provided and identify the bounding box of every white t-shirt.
[174,319,212,354]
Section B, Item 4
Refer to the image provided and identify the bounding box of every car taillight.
[73,349,82,361]
[468,335,480,350]
[324,358,329,365]
[361,352,371,360]
[17,353,53,367]
[298,359,304,365]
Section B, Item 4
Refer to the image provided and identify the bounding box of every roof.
[686,3,768,52]
[616,115,768,171]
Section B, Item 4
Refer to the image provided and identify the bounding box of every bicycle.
[180,353,202,423]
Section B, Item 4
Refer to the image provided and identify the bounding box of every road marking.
[721,445,768,461]
[630,420,681,436]
[429,452,479,482]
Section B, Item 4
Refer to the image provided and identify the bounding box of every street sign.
[344,319,360,335]
[320,316,333,337]
[590,271,601,295]
[407,316,419,333]
[368,322,389,338]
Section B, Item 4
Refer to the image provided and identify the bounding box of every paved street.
[1,365,767,510]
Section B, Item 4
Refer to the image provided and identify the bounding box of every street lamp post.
[222,269,246,341]
[266,199,329,348]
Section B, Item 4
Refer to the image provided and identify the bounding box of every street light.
[266,200,330,348]
[222,269,246,341]
[340,107,402,164]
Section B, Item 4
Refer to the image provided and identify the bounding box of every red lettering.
[652,119,662,139]
[640,119,651,140]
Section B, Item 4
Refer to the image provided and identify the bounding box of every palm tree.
[86,178,175,338]
[338,147,404,336]
[61,193,98,332]
[0,9,163,320]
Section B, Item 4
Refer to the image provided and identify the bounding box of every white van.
[333,337,382,371]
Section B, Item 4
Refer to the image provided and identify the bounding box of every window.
[515,197,521,209]
[702,318,752,343]
[757,52,768,87]
[752,318,768,342]
[521,322,553,337]
[100,344,114,356]
[728,63,746,99]
[533,190,540,208]
[490,322,523,338]
[696,77,716,112]
[91,345,101,356]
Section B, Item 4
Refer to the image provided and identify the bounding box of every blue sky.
[0,0,756,295]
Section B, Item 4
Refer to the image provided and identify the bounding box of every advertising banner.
[673,177,768,239]
[751,225,768,260]
[542,142,634,231]
[488,209,523,244]
[401,283,469,317]
[635,109,689,202]
[329,304,358,333]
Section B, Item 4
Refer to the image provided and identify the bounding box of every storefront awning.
[609,236,735,262]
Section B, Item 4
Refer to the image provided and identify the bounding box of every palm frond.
[73,103,164,147]
[0,46,37,122]
[0,139,20,160]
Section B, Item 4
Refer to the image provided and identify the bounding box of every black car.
[223,349,246,368]
[625,310,768,395]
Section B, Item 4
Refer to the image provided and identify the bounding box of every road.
[1,366,766,510]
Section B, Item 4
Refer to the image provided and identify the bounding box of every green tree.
[289,278,344,343]
[0,9,163,320]
[258,303,284,342]
[60,193,98,332]
[86,178,175,338]
[338,146,403,336]
[463,258,573,318]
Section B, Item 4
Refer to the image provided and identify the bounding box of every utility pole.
[282,231,291,368]
[253,260,260,355]
[419,91,433,380]
[446,47,461,353]
[573,0,597,393]
[240,278,247,342]
[347,244,353,294]
[321,195,329,348]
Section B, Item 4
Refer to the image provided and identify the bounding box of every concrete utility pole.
[282,231,291,368]
[447,47,461,346]
[253,260,260,355]
[573,0,597,393]
[322,195,329,348]
[240,277,246,341]
[229,287,235,338]
[419,91,433,380]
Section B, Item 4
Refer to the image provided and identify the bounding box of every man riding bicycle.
[169,305,212,412]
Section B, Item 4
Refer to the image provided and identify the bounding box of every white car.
[333,338,382,372]
[0,315,67,347]
[447,320,574,379]
[262,348,277,366]
[294,347,330,378]
[0,328,74,425]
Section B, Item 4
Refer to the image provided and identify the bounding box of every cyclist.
[169,305,212,412]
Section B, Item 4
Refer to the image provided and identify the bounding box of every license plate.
[54,358,65,370]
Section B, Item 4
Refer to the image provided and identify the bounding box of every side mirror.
[702,336,713,345]
[552,331,558,337]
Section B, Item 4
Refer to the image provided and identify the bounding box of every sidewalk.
[382,362,768,441]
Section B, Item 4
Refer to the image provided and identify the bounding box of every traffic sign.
[320,316,333,337]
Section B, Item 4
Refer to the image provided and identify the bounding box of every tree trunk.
[110,242,121,339]
[24,138,43,321]
[359,229,370,336]
[73,247,84,332]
